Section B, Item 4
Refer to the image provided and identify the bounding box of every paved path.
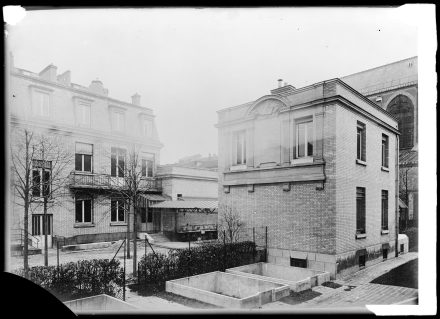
[299,283,418,307]
[261,252,418,309]
[336,252,418,286]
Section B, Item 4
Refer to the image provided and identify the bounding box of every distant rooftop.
[340,56,418,96]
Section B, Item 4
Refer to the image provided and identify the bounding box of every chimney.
[89,78,105,95]
[278,79,283,88]
[57,70,71,86]
[131,93,141,106]
[39,64,58,82]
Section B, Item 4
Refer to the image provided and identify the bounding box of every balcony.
[68,172,162,192]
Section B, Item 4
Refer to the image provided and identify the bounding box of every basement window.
[290,258,307,268]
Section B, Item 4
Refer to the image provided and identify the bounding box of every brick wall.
[335,103,398,255]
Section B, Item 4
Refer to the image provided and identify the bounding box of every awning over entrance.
[137,194,170,208]
[141,194,170,202]
[398,198,408,209]
[150,200,218,213]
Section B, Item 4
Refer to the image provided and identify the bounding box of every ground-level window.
[32,214,52,235]
[111,199,126,223]
[356,187,366,234]
[290,257,307,268]
[75,198,93,223]
[400,244,405,253]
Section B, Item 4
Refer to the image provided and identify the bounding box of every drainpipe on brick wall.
[395,134,400,257]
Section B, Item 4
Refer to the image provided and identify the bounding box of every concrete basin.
[165,271,290,309]
[64,294,139,313]
[226,262,331,292]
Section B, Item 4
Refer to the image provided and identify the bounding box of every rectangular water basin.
[226,262,331,292]
[165,271,290,309]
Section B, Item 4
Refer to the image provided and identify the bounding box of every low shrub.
[136,241,262,293]
[14,259,124,301]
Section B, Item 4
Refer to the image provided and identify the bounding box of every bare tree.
[10,129,36,278]
[10,128,73,268]
[31,133,73,266]
[105,144,155,274]
[218,205,244,243]
[399,166,413,231]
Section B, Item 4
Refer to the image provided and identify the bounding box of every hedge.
[14,259,124,301]
[136,241,265,293]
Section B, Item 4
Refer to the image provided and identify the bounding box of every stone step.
[11,245,42,256]
[147,233,170,243]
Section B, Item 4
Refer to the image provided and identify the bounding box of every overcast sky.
[6,6,420,164]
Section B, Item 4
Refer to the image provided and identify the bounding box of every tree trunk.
[126,200,131,259]
[44,197,48,266]
[23,195,29,278]
[132,201,137,275]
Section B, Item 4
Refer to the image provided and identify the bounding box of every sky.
[5,6,421,165]
[4,6,437,314]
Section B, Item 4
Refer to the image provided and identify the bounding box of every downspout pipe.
[395,134,400,257]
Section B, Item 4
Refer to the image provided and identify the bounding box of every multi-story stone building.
[341,56,418,229]
[8,55,163,246]
[217,78,400,278]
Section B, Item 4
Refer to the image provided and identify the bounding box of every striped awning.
[150,200,218,213]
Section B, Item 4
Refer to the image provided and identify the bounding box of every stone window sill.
[74,223,95,228]
[356,159,367,166]
[355,233,367,239]
[110,222,127,226]
[230,164,247,171]
[381,166,389,172]
[291,157,314,165]
[381,229,389,235]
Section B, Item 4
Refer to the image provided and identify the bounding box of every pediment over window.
[247,96,289,116]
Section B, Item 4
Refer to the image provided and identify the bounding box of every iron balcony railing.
[68,172,162,191]
[178,224,218,233]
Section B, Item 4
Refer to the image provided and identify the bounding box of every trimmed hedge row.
[136,241,265,292]
[14,259,124,301]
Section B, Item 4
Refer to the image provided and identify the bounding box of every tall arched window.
[387,95,414,150]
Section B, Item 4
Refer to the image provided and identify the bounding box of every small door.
[31,214,53,248]
[359,255,366,268]
[383,248,388,260]
[152,209,161,232]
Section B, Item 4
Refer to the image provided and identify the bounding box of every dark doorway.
[383,248,388,260]
[359,255,366,268]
